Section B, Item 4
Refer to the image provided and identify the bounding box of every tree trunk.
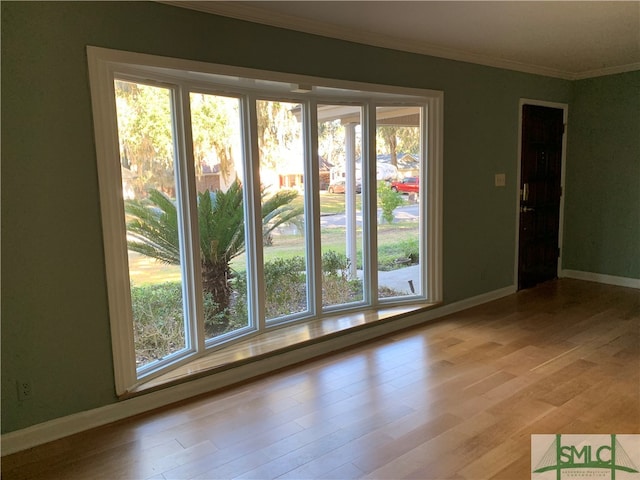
[389,134,398,167]
[201,260,231,314]
[380,127,398,167]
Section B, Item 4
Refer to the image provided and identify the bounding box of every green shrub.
[377,237,419,271]
[131,281,246,365]
[378,181,404,224]
[261,253,367,316]
[130,282,186,365]
[322,250,349,276]
[322,275,363,306]
[130,249,408,364]
[263,257,307,318]
[400,238,419,264]
[321,250,362,305]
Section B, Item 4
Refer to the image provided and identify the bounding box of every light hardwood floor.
[3,279,639,479]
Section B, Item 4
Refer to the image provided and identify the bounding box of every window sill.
[124,302,438,398]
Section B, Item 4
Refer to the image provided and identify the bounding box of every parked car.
[327,180,361,194]
[328,180,345,194]
[390,176,419,193]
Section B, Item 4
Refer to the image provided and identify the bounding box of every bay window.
[88,47,442,395]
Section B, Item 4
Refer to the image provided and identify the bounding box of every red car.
[390,177,419,193]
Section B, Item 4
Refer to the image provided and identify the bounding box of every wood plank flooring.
[3,279,639,479]
[133,302,435,395]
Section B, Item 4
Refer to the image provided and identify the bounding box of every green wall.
[563,71,640,278]
[0,1,587,433]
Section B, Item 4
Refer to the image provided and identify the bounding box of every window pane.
[114,80,188,369]
[189,92,250,342]
[376,106,422,299]
[256,100,307,322]
[318,105,364,308]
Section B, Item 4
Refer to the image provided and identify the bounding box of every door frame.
[514,98,568,289]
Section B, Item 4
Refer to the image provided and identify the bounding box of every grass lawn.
[128,192,417,285]
[129,222,418,285]
[237,222,418,267]
[292,191,363,215]
[129,252,181,285]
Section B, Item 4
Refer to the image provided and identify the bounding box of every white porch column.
[345,123,358,279]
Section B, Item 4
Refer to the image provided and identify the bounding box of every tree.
[377,125,421,166]
[190,93,239,184]
[318,119,345,166]
[378,126,399,166]
[125,180,302,315]
[116,82,243,196]
[115,80,175,196]
[256,100,300,169]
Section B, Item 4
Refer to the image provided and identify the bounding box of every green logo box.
[532,434,640,480]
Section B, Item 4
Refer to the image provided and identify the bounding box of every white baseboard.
[560,269,640,289]
[424,285,517,319]
[1,284,516,456]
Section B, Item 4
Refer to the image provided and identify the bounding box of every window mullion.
[304,100,322,316]
[243,95,266,330]
[363,102,378,305]
[173,86,206,353]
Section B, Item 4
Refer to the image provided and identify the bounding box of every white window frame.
[87,46,443,395]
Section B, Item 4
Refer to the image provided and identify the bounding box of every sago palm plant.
[125,180,301,315]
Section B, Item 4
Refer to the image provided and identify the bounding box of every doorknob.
[521,206,535,213]
[522,183,529,202]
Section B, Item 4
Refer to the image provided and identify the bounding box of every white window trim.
[87,46,443,395]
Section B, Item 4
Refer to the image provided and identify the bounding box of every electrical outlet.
[17,380,32,401]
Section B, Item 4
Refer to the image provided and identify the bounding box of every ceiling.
[165,1,640,80]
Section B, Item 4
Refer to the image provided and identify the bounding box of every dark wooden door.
[518,105,564,289]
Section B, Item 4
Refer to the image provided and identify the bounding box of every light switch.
[495,173,506,187]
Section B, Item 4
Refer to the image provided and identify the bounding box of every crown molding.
[160,1,639,81]
[572,62,640,81]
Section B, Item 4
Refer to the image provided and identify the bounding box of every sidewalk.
[356,264,421,295]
